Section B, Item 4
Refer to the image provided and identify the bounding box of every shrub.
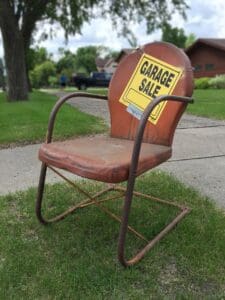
[30,61,56,88]
[48,76,58,88]
[209,75,225,89]
[194,77,210,89]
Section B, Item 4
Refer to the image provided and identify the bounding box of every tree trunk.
[24,47,32,92]
[0,2,28,101]
[3,31,29,101]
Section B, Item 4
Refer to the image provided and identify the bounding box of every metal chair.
[36,42,194,267]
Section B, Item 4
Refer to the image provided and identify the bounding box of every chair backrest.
[108,42,193,146]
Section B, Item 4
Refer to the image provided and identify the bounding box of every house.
[115,48,135,63]
[185,38,225,78]
[103,58,118,74]
[95,57,109,72]
[95,57,118,74]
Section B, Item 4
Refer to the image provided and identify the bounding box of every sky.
[0,0,225,60]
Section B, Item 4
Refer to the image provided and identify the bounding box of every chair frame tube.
[118,94,193,266]
[36,92,193,267]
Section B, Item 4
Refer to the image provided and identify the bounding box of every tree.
[0,58,5,90]
[27,46,51,72]
[30,60,56,88]
[0,0,188,101]
[56,49,76,76]
[161,23,187,48]
[75,46,119,75]
[75,46,100,74]
[185,33,196,48]
[26,46,52,90]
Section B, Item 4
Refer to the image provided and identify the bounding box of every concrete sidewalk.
[1,96,225,208]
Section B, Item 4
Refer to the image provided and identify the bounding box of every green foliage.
[42,1,188,42]
[48,76,58,87]
[0,0,188,100]
[74,45,118,75]
[30,61,56,88]
[75,46,98,74]
[208,75,225,89]
[26,44,118,87]
[185,33,196,48]
[194,75,225,90]
[27,47,52,72]
[1,172,225,298]
[194,77,210,89]
[56,49,76,75]
[161,23,187,48]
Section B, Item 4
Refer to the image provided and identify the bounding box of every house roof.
[185,38,225,54]
[115,48,135,62]
[95,57,117,70]
[95,57,109,68]
[104,58,117,68]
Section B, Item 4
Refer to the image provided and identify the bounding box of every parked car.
[72,72,112,90]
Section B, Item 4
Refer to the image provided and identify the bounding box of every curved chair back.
[108,42,193,146]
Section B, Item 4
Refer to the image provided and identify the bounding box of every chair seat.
[39,135,172,183]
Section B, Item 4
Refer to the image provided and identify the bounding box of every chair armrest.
[46,92,108,143]
[137,95,193,146]
[129,94,194,179]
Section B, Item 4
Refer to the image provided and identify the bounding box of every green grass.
[41,87,108,96]
[68,87,108,96]
[187,89,225,120]
[2,87,223,149]
[58,87,225,120]
[0,91,107,148]
[43,88,225,122]
[1,171,225,298]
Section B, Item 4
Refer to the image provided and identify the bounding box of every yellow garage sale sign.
[119,53,183,124]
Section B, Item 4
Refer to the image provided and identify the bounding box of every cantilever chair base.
[36,41,194,267]
[36,163,190,267]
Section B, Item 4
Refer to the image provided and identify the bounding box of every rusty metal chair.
[36,42,194,267]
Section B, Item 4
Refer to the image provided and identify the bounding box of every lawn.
[48,87,225,120]
[187,89,225,120]
[0,91,107,148]
[1,88,224,149]
[67,87,108,96]
[41,87,108,96]
[64,87,225,120]
[1,171,225,298]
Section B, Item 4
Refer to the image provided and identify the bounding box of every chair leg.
[35,163,116,225]
[36,163,189,266]
[36,163,48,224]
[117,181,190,267]
[117,173,137,267]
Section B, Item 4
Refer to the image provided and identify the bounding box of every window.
[205,64,214,71]
[194,64,202,71]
